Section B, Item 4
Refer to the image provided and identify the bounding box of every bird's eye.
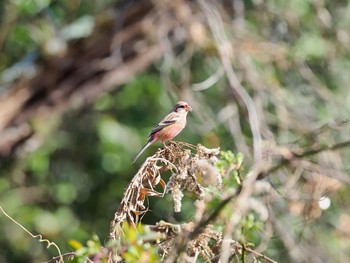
[178,105,185,108]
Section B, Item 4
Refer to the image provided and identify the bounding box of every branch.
[258,139,350,180]
[43,252,76,263]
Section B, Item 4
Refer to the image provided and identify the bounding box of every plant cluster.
[65,142,273,263]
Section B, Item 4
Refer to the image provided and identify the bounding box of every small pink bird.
[132,101,192,163]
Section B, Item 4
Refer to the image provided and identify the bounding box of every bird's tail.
[132,140,153,164]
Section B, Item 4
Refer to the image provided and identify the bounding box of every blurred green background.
[1,0,350,262]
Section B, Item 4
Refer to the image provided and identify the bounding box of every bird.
[132,101,192,163]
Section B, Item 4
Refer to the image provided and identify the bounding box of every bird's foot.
[162,142,170,151]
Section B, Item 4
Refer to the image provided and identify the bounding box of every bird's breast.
[158,121,186,142]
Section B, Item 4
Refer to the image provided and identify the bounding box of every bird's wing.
[149,112,180,137]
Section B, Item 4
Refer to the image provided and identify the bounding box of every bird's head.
[173,101,192,113]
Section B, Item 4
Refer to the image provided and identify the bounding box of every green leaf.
[68,239,83,250]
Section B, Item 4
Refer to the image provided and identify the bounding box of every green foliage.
[121,223,160,263]
[216,151,244,188]
[69,235,104,263]
[68,224,161,263]
[12,0,51,17]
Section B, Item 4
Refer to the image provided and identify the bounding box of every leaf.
[68,239,84,250]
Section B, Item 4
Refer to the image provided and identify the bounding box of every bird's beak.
[187,105,192,112]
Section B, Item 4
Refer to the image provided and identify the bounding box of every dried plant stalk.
[109,142,221,239]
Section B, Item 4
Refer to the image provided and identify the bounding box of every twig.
[192,66,225,91]
[43,252,76,263]
[241,245,277,263]
[199,0,263,163]
[258,139,350,180]
[0,206,63,263]
[206,240,278,263]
